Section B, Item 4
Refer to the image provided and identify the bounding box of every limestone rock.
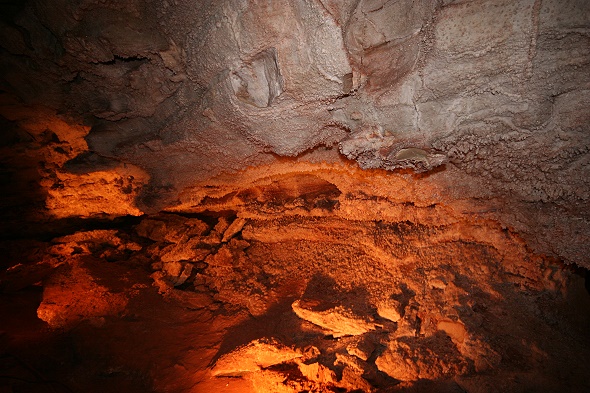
[376,336,469,382]
[297,362,337,385]
[37,264,128,329]
[292,299,379,337]
[136,216,209,243]
[162,261,193,287]
[437,319,468,344]
[211,338,304,377]
[222,217,247,243]
[376,298,402,323]
[1,0,589,267]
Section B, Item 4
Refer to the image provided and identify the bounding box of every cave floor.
[1,166,590,393]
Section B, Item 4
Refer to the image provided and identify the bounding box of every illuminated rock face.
[3,164,589,392]
[0,1,590,392]
[1,0,589,266]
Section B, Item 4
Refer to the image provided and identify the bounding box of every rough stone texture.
[291,299,380,338]
[211,338,306,377]
[3,165,589,392]
[1,0,588,267]
[1,2,590,390]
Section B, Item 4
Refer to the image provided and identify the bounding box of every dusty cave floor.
[1,168,590,393]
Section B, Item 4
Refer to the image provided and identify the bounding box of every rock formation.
[1,0,589,392]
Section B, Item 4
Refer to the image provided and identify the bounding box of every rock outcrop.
[1,0,588,267]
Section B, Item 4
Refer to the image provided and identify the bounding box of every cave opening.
[1,0,590,392]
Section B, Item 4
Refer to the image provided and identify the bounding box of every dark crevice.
[161,210,237,228]
[90,55,148,66]
[0,215,145,242]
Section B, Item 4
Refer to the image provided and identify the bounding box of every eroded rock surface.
[1,1,590,392]
[3,164,588,392]
[0,0,588,267]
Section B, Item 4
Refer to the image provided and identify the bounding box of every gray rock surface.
[0,0,589,267]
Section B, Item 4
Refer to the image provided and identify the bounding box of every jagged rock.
[159,240,211,263]
[335,353,375,392]
[221,217,247,242]
[376,298,402,323]
[136,216,209,243]
[1,0,589,267]
[292,299,379,337]
[211,338,305,377]
[437,319,468,344]
[1,1,590,392]
[297,362,337,385]
[162,261,193,286]
[346,336,377,362]
[37,263,128,329]
[376,336,469,382]
[49,229,143,262]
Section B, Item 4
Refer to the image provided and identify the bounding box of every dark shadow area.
[0,285,75,393]
[208,292,304,368]
[0,114,49,240]
[391,379,467,393]
[0,214,144,242]
[63,151,120,174]
[300,273,375,317]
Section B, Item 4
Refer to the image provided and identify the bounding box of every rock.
[222,217,247,242]
[375,341,420,382]
[213,216,230,234]
[1,0,589,267]
[162,261,193,286]
[150,271,171,294]
[166,290,214,310]
[201,231,222,246]
[292,299,379,337]
[37,264,128,329]
[437,319,468,344]
[350,111,363,121]
[376,298,402,323]
[335,353,374,392]
[297,362,337,385]
[136,216,209,243]
[135,219,164,242]
[211,338,304,377]
[346,336,377,362]
[376,336,469,382]
[159,239,211,263]
[430,278,447,290]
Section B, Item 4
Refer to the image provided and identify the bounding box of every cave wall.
[0,0,589,267]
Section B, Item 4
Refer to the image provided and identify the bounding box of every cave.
[1,1,589,392]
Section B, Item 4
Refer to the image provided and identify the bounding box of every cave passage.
[1,0,590,392]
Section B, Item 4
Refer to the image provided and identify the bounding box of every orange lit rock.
[375,341,421,382]
[437,319,468,344]
[346,336,376,362]
[221,217,247,242]
[376,298,402,323]
[211,338,304,377]
[334,353,375,390]
[136,215,209,243]
[0,100,149,219]
[376,336,469,382]
[292,299,379,338]
[297,361,337,385]
[1,1,589,392]
[37,263,128,329]
[44,166,148,218]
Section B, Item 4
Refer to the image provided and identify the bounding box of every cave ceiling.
[0,0,589,267]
